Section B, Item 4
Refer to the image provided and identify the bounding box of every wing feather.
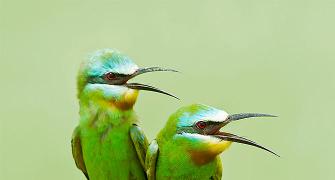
[145,140,159,180]
[71,126,89,179]
[130,124,149,170]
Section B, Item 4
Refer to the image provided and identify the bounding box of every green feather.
[146,104,231,180]
[71,49,147,180]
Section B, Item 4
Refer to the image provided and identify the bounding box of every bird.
[71,48,178,180]
[145,104,278,180]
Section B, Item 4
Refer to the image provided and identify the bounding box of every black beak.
[213,113,279,156]
[132,67,179,77]
[228,113,277,122]
[213,131,280,157]
[125,83,179,99]
[126,67,179,99]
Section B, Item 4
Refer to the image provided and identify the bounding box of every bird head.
[77,49,178,110]
[159,104,278,165]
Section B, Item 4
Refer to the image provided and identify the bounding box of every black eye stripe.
[194,120,218,126]
[104,72,129,78]
[205,121,221,126]
[108,73,129,77]
[87,76,105,84]
[87,73,131,84]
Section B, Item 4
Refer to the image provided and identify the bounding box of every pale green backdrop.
[1,0,334,179]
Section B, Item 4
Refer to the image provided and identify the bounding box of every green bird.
[71,49,178,180]
[146,104,278,180]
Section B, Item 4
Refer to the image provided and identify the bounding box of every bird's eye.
[104,72,116,80]
[196,121,206,129]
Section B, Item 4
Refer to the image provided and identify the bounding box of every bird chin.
[82,84,138,110]
[103,86,139,110]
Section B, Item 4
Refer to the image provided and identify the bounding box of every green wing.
[130,124,149,170]
[145,140,159,180]
[71,126,89,180]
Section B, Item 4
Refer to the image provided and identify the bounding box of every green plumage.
[145,104,232,180]
[145,104,277,180]
[72,48,180,179]
[147,140,223,180]
[71,49,149,180]
[72,104,147,180]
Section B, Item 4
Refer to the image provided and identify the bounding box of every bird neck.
[156,138,223,180]
[158,134,231,166]
[79,97,137,128]
[188,141,231,165]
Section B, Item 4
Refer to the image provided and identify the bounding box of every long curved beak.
[126,67,179,99]
[125,83,179,99]
[228,113,277,122]
[213,113,279,156]
[214,131,279,157]
[132,67,179,77]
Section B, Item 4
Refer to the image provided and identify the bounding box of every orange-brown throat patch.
[110,89,139,110]
[188,149,219,166]
[112,99,135,110]
[188,140,232,166]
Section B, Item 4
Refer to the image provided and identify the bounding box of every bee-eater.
[146,104,278,180]
[71,49,178,180]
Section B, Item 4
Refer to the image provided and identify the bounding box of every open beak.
[212,113,279,157]
[125,67,180,99]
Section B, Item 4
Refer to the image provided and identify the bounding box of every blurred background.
[1,0,334,179]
